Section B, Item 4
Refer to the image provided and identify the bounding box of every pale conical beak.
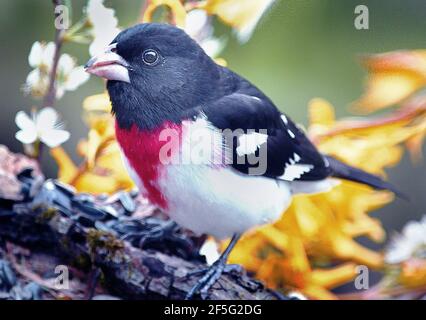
[85,44,130,83]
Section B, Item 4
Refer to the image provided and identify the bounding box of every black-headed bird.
[85,23,401,299]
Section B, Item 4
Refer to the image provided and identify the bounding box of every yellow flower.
[227,98,425,299]
[142,0,187,28]
[199,0,275,42]
[399,259,426,288]
[353,50,426,113]
[51,93,134,194]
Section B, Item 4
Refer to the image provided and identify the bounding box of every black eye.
[142,49,159,65]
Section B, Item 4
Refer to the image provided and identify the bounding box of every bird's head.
[85,23,224,130]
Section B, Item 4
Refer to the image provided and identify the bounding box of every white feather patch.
[236,132,268,156]
[290,179,340,195]
[181,113,231,166]
[279,152,314,181]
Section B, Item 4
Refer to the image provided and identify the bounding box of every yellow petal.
[201,0,275,42]
[302,285,338,300]
[308,98,335,127]
[50,147,78,183]
[353,71,424,113]
[310,263,357,289]
[362,50,426,76]
[74,172,119,194]
[142,0,187,28]
[83,92,111,113]
[405,129,426,163]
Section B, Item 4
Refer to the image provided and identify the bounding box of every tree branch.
[0,146,285,300]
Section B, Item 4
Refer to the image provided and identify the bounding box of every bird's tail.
[325,156,407,199]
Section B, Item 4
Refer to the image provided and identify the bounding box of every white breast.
[158,164,292,240]
[121,115,293,240]
[157,116,292,240]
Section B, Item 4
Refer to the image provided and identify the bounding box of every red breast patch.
[115,120,182,209]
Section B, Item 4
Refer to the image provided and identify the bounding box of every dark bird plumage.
[104,23,398,191]
[85,23,403,299]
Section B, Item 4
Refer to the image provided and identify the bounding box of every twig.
[310,96,426,144]
[42,0,65,108]
[5,242,59,293]
[138,0,151,22]
[36,0,66,164]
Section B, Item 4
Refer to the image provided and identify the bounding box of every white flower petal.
[26,69,41,86]
[41,42,56,68]
[58,54,75,75]
[89,27,120,56]
[55,85,65,100]
[64,66,90,91]
[185,9,209,38]
[235,0,275,43]
[28,41,42,67]
[24,69,49,97]
[201,37,226,58]
[385,215,426,264]
[87,0,118,28]
[36,107,58,132]
[40,129,70,148]
[15,111,36,131]
[15,129,37,145]
[86,0,120,55]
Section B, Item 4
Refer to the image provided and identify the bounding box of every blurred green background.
[0,0,425,248]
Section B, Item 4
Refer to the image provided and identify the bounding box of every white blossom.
[185,9,225,59]
[15,107,70,148]
[199,238,220,265]
[28,41,55,70]
[385,215,426,264]
[56,54,89,99]
[86,0,120,56]
[24,42,88,99]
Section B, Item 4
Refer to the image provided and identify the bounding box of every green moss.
[74,254,92,269]
[35,206,58,223]
[86,229,125,261]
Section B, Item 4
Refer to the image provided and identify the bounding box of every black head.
[85,23,228,130]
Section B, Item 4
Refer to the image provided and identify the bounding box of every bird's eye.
[142,49,159,66]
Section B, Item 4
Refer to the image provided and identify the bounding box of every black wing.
[182,87,331,181]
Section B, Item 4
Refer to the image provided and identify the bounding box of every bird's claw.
[138,224,169,247]
[120,220,178,249]
[185,260,241,300]
[185,263,242,278]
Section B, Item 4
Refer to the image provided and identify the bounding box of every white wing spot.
[279,152,314,181]
[281,114,288,125]
[281,164,313,181]
[287,129,295,139]
[324,157,330,167]
[236,132,268,156]
[251,96,261,102]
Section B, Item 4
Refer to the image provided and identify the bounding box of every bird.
[85,23,401,299]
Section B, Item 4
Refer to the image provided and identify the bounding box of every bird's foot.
[120,219,179,248]
[186,263,242,278]
[185,260,241,300]
[138,220,180,248]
